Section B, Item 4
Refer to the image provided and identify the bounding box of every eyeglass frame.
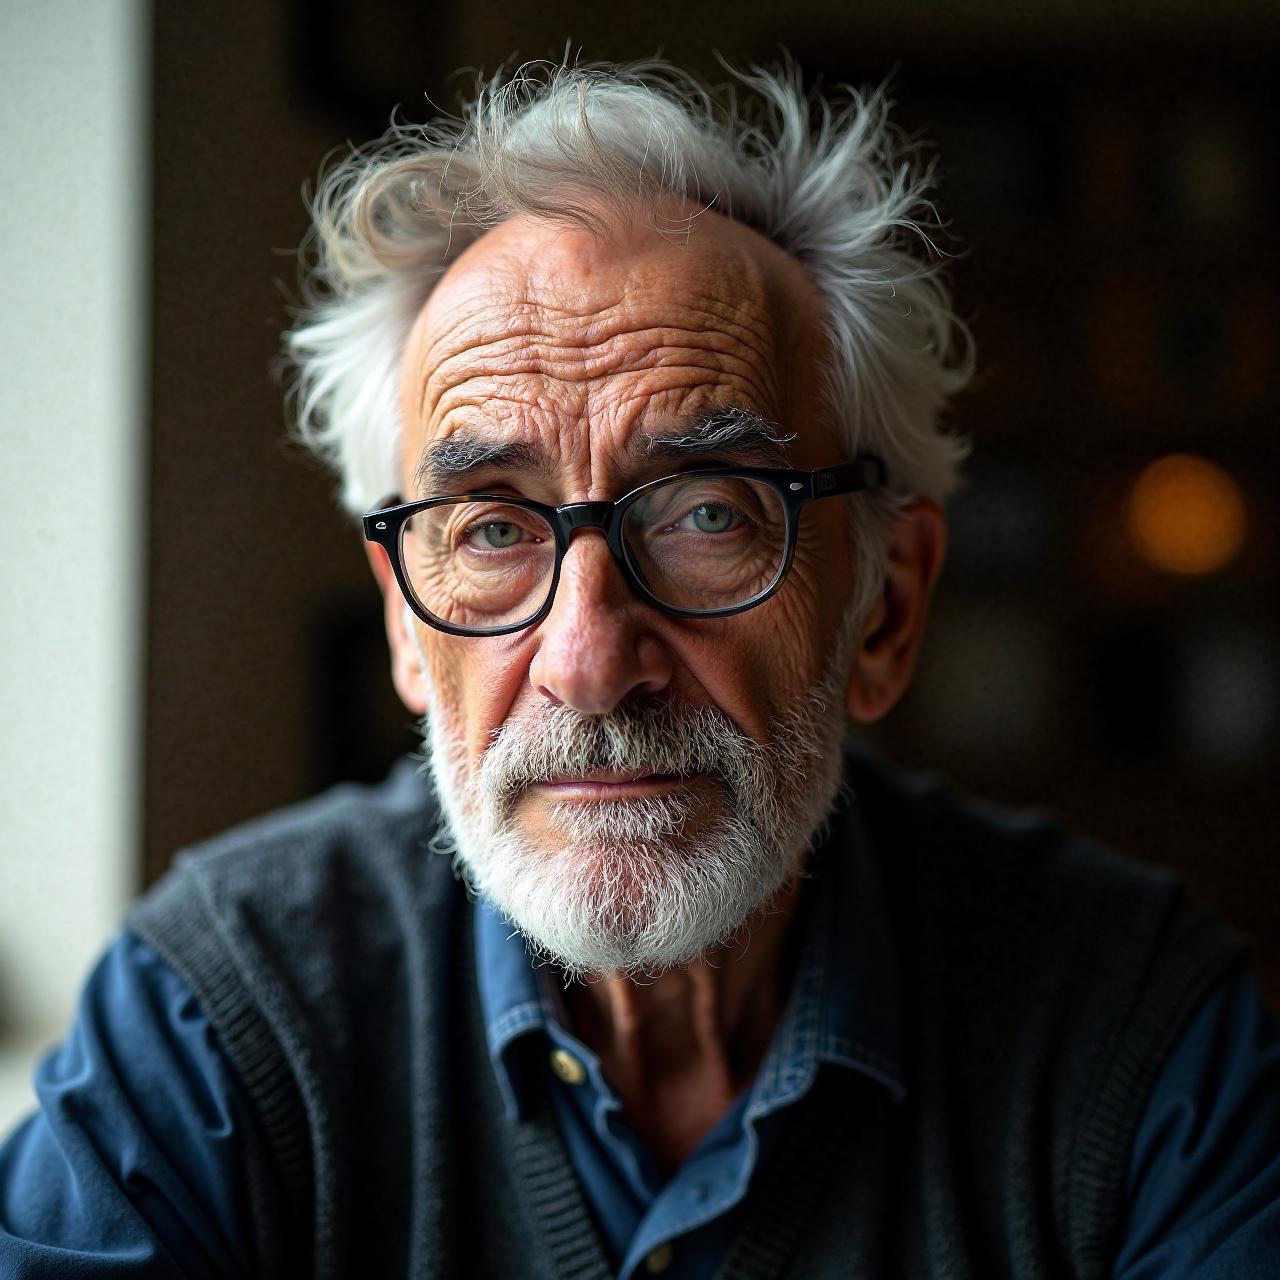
[363,457,888,637]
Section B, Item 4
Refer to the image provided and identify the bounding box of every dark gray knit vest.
[126,750,1244,1279]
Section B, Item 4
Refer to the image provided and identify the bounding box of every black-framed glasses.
[363,459,887,637]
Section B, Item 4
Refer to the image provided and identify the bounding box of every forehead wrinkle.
[401,208,824,490]
[420,316,783,432]
[415,254,787,397]
[424,296,778,362]
[423,388,584,466]
[421,379,778,500]
[409,363,785,508]
[426,359,782,476]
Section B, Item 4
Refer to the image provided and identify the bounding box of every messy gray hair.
[284,59,972,620]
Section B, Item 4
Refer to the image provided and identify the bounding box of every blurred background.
[2,0,1277,1131]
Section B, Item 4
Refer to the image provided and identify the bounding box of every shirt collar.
[473,760,905,1118]
[473,897,558,1121]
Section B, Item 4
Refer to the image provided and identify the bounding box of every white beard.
[420,641,854,979]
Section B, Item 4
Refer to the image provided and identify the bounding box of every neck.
[562,874,806,1174]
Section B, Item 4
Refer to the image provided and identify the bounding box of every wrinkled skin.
[366,203,945,1167]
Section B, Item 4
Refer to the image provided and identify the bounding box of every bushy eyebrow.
[414,405,793,496]
[637,407,794,467]
[414,436,547,495]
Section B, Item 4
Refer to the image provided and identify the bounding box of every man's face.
[393,204,862,973]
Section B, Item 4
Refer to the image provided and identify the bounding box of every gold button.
[549,1047,586,1085]
[644,1243,674,1274]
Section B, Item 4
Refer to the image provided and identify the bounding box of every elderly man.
[2,61,1278,1279]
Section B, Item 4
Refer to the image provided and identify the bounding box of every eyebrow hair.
[414,405,794,496]
[635,407,795,467]
[414,434,547,495]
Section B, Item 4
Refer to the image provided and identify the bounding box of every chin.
[456,814,803,979]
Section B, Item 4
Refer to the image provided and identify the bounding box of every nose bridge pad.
[559,501,613,534]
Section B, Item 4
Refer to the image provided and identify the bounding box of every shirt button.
[549,1047,586,1085]
[644,1243,675,1274]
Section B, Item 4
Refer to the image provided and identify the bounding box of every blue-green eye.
[682,503,740,534]
[474,521,523,548]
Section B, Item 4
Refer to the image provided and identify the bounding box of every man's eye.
[465,520,529,549]
[677,503,743,534]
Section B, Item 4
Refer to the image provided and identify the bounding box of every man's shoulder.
[848,744,1245,1066]
[844,746,1245,1030]
[185,754,442,858]
[119,760,467,1240]
[846,744,1187,921]
[128,756,457,949]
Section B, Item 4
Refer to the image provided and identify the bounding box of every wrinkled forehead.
[399,206,828,468]
[418,206,819,356]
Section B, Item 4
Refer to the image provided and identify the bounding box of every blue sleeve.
[1114,964,1280,1278]
[0,932,255,1277]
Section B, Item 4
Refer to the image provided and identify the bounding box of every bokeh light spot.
[1125,454,1246,576]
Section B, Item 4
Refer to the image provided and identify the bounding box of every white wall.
[0,0,145,1134]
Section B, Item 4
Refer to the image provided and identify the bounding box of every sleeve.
[0,932,256,1278]
[1113,963,1280,1278]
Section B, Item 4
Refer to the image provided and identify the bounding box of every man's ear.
[845,500,946,723]
[364,542,429,715]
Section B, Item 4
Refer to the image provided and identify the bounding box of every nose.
[528,530,673,714]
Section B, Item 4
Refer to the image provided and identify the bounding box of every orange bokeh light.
[1125,454,1246,576]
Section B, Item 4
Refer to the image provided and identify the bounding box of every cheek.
[422,631,531,766]
[714,527,854,730]
[668,593,836,744]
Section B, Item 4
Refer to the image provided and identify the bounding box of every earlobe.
[364,541,429,715]
[844,501,946,724]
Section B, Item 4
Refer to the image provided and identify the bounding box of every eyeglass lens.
[399,475,788,630]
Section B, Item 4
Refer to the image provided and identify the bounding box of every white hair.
[284,58,973,616]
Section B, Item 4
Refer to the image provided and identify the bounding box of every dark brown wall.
[146,3,1279,984]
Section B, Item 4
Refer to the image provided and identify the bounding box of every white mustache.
[475,700,762,809]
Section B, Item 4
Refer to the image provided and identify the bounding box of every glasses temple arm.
[809,457,888,498]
